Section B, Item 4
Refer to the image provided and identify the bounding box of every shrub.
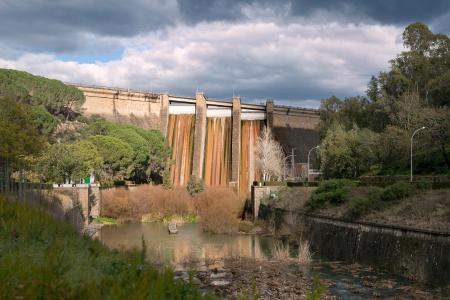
[381,182,415,201]
[309,179,356,209]
[195,188,242,234]
[162,167,172,190]
[101,185,194,222]
[187,175,204,195]
[346,196,376,219]
[416,179,432,191]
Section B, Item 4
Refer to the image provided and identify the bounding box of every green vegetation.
[0,97,46,162]
[380,182,415,202]
[0,197,213,299]
[93,216,118,225]
[40,141,103,184]
[0,69,171,185]
[0,68,84,120]
[186,175,204,195]
[318,22,450,178]
[309,179,356,209]
[306,273,326,300]
[308,179,423,220]
[81,118,171,185]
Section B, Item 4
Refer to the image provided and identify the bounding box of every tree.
[319,124,377,178]
[256,127,285,181]
[0,97,45,161]
[0,68,85,119]
[82,118,171,183]
[30,105,58,137]
[421,108,450,170]
[88,135,133,181]
[40,141,102,184]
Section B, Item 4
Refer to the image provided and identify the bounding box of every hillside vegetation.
[317,22,450,178]
[0,69,171,186]
[306,180,450,232]
[0,197,213,299]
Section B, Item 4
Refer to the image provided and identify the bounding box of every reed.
[298,240,313,264]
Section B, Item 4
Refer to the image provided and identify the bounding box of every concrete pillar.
[77,187,90,226]
[159,93,169,137]
[192,92,207,179]
[230,96,241,187]
[266,100,274,130]
[89,185,101,220]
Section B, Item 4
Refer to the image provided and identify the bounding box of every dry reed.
[298,240,312,264]
[272,242,290,260]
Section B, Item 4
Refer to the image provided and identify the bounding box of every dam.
[73,84,320,193]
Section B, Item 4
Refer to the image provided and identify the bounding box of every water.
[100,223,277,269]
[100,223,448,299]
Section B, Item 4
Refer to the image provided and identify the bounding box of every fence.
[0,158,84,231]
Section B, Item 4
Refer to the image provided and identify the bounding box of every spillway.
[203,117,232,187]
[167,114,195,186]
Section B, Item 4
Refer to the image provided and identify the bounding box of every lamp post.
[291,148,295,178]
[282,155,293,180]
[307,145,320,182]
[410,126,426,182]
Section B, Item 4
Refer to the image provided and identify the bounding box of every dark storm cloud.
[1,0,448,106]
[289,0,450,25]
[0,0,177,54]
[1,0,449,56]
[177,0,450,28]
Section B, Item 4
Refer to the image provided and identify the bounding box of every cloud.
[0,21,404,107]
[1,0,448,57]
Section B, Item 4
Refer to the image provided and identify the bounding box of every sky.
[0,0,449,108]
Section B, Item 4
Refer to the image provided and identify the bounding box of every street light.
[410,126,426,182]
[307,145,320,182]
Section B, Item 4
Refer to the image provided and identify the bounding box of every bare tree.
[256,127,285,181]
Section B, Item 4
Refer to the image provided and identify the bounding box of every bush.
[195,188,242,234]
[309,179,356,209]
[101,185,195,223]
[381,182,415,201]
[346,196,376,219]
[187,175,204,195]
[416,179,432,191]
[162,167,172,190]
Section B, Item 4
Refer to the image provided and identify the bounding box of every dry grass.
[272,242,290,260]
[195,187,243,234]
[298,240,312,264]
[101,185,195,223]
[101,185,245,233]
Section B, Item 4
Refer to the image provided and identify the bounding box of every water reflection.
[100,223,277,270]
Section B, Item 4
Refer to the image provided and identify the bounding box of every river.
[99,223,448,299]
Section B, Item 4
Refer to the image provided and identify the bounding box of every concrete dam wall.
[75,84,320,192]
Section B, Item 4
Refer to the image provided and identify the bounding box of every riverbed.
[99,223,448,299]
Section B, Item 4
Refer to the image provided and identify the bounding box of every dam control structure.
[74,84,320,194]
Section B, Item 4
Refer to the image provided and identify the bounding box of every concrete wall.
[304,215,450,286]
[78,85,161,129]
[271,106,321,164]
[75,83,321,185]
[54,185,101,226]
[258,205,450,286]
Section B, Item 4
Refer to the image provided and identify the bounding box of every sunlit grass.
[0,197,215,299]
